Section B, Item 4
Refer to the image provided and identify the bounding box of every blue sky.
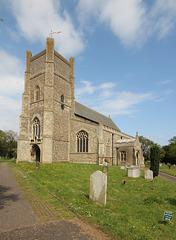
[0,0,176,146]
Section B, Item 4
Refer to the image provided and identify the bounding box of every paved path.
[159,171,176,182]
[0,163,109,240]
[0,163,37,231]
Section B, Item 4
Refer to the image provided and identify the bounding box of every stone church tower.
[17,37,144,167]
[17,37,75,163]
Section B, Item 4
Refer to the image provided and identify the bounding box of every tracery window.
[77,131,88,153]
[120,151,126,162]
[33,117,40,140]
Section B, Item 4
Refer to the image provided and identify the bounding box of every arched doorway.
[32,144,40,162]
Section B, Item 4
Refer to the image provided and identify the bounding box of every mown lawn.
[159,165,176,176]
[11,162,176,239]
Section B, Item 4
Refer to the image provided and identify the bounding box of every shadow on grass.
[158,221,168,225]
[166,197,176,206]
[84,194,89,199]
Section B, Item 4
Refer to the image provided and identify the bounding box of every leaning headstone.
[120,166,125,170]
[102,162,108,175]
[145,170,153,180]
[89,171,107,205]
[127,167,141,178]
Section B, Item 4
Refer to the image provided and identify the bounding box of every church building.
[17,38,144,166]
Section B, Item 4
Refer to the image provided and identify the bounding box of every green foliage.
[159,164,176,176]
[150,146,161,177]
[139,136,164,162]
[0,130,17,158]
[162,136,176,165]
[14,162,176,240]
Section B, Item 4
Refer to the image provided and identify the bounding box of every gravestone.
[159,163,162,167]
[102,162,108,175]
[120,166,125,170]
[36,161,40,170]
[127,167,141,178]
[89,171,107,205]
[145,170,153,180]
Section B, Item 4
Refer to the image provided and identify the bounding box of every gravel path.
[0,163,109,240]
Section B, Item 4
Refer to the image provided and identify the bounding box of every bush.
[150,146,161,177]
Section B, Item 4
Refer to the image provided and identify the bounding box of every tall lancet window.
[33,117,40,140]
[77,131,88,153]
[35,85,40,101]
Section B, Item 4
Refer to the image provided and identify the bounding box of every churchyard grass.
[159,165,176,176]
[12,162,176,239]
[0,157,15,163]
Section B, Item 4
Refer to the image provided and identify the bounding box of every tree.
[0,130,7,157]
[0,130,18,158]
[138,136,164,162]
[169,136,176,145]
[150,145,161,177]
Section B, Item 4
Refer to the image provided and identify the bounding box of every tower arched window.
[77,131,88,153]
[33,117,40,140]
[35,86,40,101]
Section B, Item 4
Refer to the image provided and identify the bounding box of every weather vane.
[49,30,61,37]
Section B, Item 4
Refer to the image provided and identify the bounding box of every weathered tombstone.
[120,166,125,170]
[159,163,162,167]
[89,171,107,205]
[145,170,153,180]
[102,162,108,175]
[127,167,141,178]
[36,161,40,170]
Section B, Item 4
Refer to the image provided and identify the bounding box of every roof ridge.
[75,101,120,132]
[75,101,111,121]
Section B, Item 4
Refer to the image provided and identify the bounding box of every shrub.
[150,146,161,177]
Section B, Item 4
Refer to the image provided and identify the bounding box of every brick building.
[17,38,144,166]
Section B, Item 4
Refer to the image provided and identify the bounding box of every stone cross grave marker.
[89,171,107,205]
[145,170,153,180]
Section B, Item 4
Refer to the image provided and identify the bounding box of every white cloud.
[75,80,153,116]
[157,80,172,85]
[0,50,24,96]
[0,95,21,133]
[77,0,176,47]
[76,81,96,96]
[0,50,24,132]
[10,0,85,57]
[97,91,152,115]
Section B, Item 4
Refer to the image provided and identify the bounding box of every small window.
[61,95,64,103]
[61,95,64,110]
[120,151,126,162]
[77,131,88,153]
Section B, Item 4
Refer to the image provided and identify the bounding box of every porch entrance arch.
[32,144,40,162]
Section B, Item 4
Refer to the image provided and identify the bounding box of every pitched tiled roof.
[75,101,121,131]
